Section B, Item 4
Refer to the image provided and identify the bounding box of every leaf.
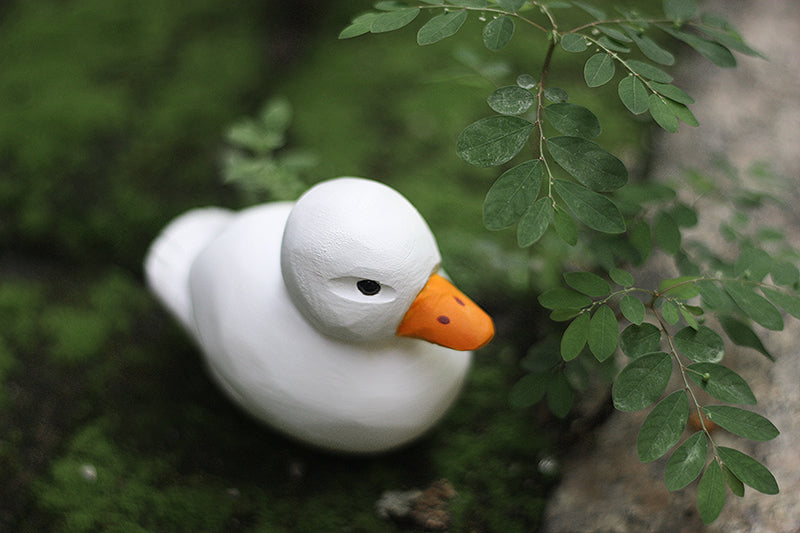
[547,370,574,418]
[483,15,515,51]
[661,300,680,325]
[658,275,699,299]
[723,465,745,497]
[509,372,548,407]
[561,312,590,361]
[517,73,537,89]
[629,220,652,263]
[553,205,578,245]
[626,59,673,83]
[518,197,553,247]
[663,0,697,22]
[649,94,679,132]
[495,0,526,11]
[619,323,662,358]
[538,287,592,310]
[584,53,615,87]
[553,180,626,234]
[649,81,695,105]
[610,267,634,288]
[546,137,628,192]
[564,271,610,297]
[761,287,800,319]
[703,406,779,441]
[457,116,534,167]
[544,87,569,103]
[589,305,618,361]
[687,362,757,405]
[665,99,699,127]
[659,25,736,68]
[612,351,672,411]
[697,460,726,524]
[697,280,735,312]
[637,390,689,462]
[719,315,774,360]
[597,36,630,53]
[626,30,676,65]
[370,8,420,33]
[654,211,681,253]
[417,10,468,45]
[572,1,605,19]
[771,261,800,286]
[339,13,379,39]
[717,447,779,494]
[488,85,535,115]
[483,160,543,230]
[561,33,588,53]
[723,280,784,331]
[621,294,646,325]
[665,431,708,491]
[673,325,724,363]
[544,103,601,139]
[618,76,650,114]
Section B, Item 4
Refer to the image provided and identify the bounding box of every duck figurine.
[144,177,494,453]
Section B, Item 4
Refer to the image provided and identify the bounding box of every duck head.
[280,178,494,350]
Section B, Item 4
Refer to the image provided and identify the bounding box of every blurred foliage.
[0,0,645,531]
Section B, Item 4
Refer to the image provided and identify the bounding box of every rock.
[376,479,457,531]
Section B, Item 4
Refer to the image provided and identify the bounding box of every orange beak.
[396,273,494,351]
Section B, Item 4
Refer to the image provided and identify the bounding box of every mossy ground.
[0,1,647,530]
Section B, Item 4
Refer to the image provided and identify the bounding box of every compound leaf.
[649,94,679,132]
[717,447,779,494]
[517,197,553,247]
[561,312,590,361]
[553,180,626,234]
[703,406,779,441]
[665,431,708,491]
[612,351,672,411]
[564,271,610,297]
[483,160,543,230]
[698,460,726,524]
[547,137,628,192]
[588,304,618,361]
[723,280,784,331]
[417,9,468,45]
[719,315,774,360]
[621,294,646,324]
[673,325,724,362]
[637,390,689,462]
[457,116,534,167]
[538,287,592,310]
[544,103,601,138]
[370,7,420,33]
[619,323,662,358]
[584,53,615,87]
[561,33,588,52]
[687,362,757,404]
[483,15,515,50]
[488,85,535,115]
[618,76,650,114]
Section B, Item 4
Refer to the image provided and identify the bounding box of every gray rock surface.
[542,1,800,531]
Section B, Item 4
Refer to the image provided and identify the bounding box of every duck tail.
[144,207,233,333]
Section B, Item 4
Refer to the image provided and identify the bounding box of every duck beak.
[396,273,494,351]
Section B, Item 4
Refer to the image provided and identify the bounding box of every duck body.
[145,178,492,453]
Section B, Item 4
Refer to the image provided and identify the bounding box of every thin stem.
[535,37,557,201]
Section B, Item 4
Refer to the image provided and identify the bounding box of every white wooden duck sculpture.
[144,177,494,453]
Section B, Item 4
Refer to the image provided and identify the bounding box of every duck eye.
[356,279,381,296]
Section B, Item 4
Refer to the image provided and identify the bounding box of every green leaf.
[723,280,784,331]
[670,202,699,227]
[543,87,568,103]
[621,294,646,325]
[697,24,764,58]
[673,325,724,363]
[517,197,553,247]
[665,99,699,127]
[370,8,420,33]
[637,390,689,462]
[627,30,676,65]
[597,36,630,53]
[697,460,726,524]
[626,59,673,83]
[649,94,679,132]
[517,73,537,89]
[735,244,776,280]
[703,406,779,441]
[697,280,735,312]
[561,33,588,52]
[661,300,680,325]
[612,351,672,411]
[538,287,592,310]
[723,465,745,497]
[483,15,515,51]
[619,323,662,358]
[618,76,650,114]
[544,103,601,139]
[509,372,548,407]
[584,53,615,88]
[665,431,708,491]
[659,25,737,67]
[628,220,652,263]
[547,370,574,418]
[663,0,697,22]
[488,85,535,115]
[687,362,757,405]
[717,447,779,495]
[457,116,534,167]
[771,261,800,286]
[546,137,628,192]
[483,160,543,230]
[553,180,626,234]
[588,305,618,361]
[761,287,800,319]
[495,0,525,11]
[649,81,695,105]
[564,271,610,297]
[719,315,774,360]
[417,9,468,45]
[553,205,578,245]
[610,267,634,288]
[654,211,681,253]
[658,275,699,299]
[339,13,379,39]
[561,312,590,361]
[572,1,605,19]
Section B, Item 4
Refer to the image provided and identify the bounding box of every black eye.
[356,279,381,296]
